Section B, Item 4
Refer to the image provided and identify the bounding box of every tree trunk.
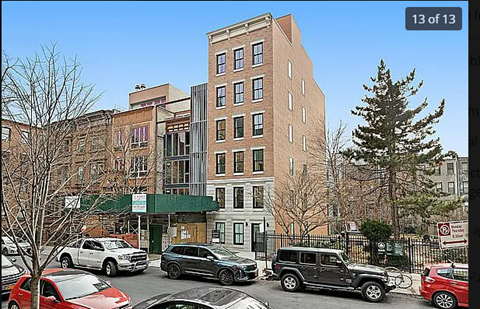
[30,273,41,309]
[389,168,400,239]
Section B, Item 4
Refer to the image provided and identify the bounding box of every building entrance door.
[251,223,261,252]
[149,224,162,254]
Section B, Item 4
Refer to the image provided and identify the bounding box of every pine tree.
[344,60,460,238]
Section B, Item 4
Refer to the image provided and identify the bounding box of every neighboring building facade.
[205,13,326,251]
[430,156,468,199]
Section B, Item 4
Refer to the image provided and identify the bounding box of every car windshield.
[55,274,111,300]
[3,237,14,244]
[2,255,14,268]
[210,247,236,258]
[341,252,352,265]
[103,240,132,250]
[230,297,271,309]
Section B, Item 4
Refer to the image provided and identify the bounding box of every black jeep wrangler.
[271,247,395,302]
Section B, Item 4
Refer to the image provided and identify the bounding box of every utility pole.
[263,216,267,269]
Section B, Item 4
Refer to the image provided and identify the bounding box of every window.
[289,222,295,235]
[216,153,225,174]
[216,86,226,107]
[252,114,263,136]
[215,222,225,244]
[130,156,148,178]
[97,136,104,150]
[165,132,190,157]
[216,188,225,208]
[216,53,226,74]
[448,182,455,194]
[2,126,11,141]
[63,139,71,153]
[77,138,85,153]
[436,268,453,279]
[288,61,292,79]
[90,163,97,181]
[447,163,454,175]
[253,186,264,208]
[436,182,443,192]
[234,48,244,70]
[21,130,30,143]
[91,136,98,151]
[131,126,148,147]
[302,78,305,95]
[78,166,84,184]
[452,268,468,282]
[252,78,263,100]
[234,151,244,173]
[302,107,306,123]
[288,92,293,110]
[170,246,184,255]
[114,130,123,148]
[234,82,244,104]
[216,120,226,141]
[289,125,293,143]
[233,116,244,138]
[321,254,340,267]
[233,187,244,209]
[253,149,264,172]
[252,42,263,65]
[20,278,32,291]
[278,250,297,263]
[303,136,306,151]
[114,157,123,171]
[183,246,198,257]
[289,157,294,175]
[234,223,244,245]
[435,166,441,175]
[300,252,316,265]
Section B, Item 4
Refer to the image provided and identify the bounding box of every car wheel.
[105,261,118,277]
[167,264,181,279]
[433,291,457,309]
[361,281,385,302]
[281,273,301,292]
[2,247,9,256]
[218,269,235,286]
[8,301,20,309]
[60,255,73,269]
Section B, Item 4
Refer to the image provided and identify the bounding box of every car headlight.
[118,255,131,261]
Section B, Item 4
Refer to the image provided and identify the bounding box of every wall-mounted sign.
[65,196,80,209]
[132,194,147,213]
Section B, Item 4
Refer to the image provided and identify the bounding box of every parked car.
[56,237,149,277]
[8,268,132,309]
[420,263,468,309]
[2,255,26,295]
[133,286,272,309]
[2,235,32,256]
[160,243,258,285]
[271,247,395,302]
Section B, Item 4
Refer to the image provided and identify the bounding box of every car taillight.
[424,276,435,283]
[274,264,281,270]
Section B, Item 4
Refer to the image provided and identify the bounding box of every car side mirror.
[11,258,17,263]
[45,296,58,303]
[336,260,343,266]
[207,255,215,261]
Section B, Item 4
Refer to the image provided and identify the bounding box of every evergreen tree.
[344,60,460,238]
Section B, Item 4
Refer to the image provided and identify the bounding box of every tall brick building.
[205,13,326,251]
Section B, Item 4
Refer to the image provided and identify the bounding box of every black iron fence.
[254,232,468,273]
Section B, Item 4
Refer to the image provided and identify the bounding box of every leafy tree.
[360,219,392,242]
[344,60,461,238]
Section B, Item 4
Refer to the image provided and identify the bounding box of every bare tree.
[1,44,105,309]
[264,167,329,243]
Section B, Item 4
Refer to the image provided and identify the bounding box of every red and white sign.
[437,221,468,249]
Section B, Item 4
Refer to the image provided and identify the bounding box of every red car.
[419,263,468,309]
[8,268,132,309]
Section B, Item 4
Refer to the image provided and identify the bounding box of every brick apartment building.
[204,13,326,251]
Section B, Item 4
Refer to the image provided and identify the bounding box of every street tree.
[1,44,105,309]
[343,60,461,238]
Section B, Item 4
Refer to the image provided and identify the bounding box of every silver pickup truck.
[56,237,149,277]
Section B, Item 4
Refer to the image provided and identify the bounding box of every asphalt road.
[2,255,432,309]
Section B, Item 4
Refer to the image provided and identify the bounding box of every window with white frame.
[288,61,292,79]
[21,130,30,143]
[436,182,443,192]
[289,157,294,175]
[288,92,293,110]
[217,53,226,74]
[130,156,148,178]
[77,138,86,153]
[234,82,244,104]
[234,48,244,70]
[302,79,305,95]
[289,125,293,143]
[77,166,84,184]
[252,113,263,136]
[447,182,455,194]
[114,131,123,149]
[253,78,263,100]
[2,126,11,141]
[303,135,306,151]
[131,126,148,148]
[252,43,263,65]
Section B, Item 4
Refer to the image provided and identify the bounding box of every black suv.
[271,247,395,302]
[161,243,258,285]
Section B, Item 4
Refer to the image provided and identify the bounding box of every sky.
[2,1,468,156]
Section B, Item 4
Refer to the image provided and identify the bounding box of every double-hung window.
[216,188,225,209]
[216,86,226,107]
[234,82,244,104]
[233,187,244,209]
[216,120,226,141]
[217,53,226,74]
[253,186,264,208]
[234,48,244,70]
[2,126,11,141]
[216,153,226,174]
[253,78,263,100]
[253,149,264,172]
[234,151,244,173]
[131,126,148,148]
[234,116,244,138]
[234,223,244,245]
[252,43,263,65]
[252,114,263,136]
